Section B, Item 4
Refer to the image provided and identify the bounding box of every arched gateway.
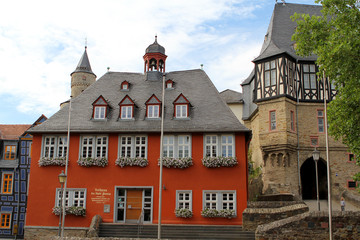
[300,158,328,200]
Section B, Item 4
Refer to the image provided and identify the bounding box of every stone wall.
[24,227,88,240]
[256,211,360,240]
[242,201,308,231]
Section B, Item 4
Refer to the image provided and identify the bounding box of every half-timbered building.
[241,3,360,201]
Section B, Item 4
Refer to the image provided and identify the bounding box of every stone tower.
[71,46,96,98]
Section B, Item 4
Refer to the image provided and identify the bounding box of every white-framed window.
[147,105,160,118]
[121,106,133,119]
[119,136,147,158]
[81,136,108,158]
[265,60,276,87]
[163,135,191,158]
[94,106,106,119]
[175,104,188,118]
[176,190,192,210]
[42,136,67,158]
[303,64,317,89]
[56,188,86,208]
[204,135,234,157]
[203,191,236,212]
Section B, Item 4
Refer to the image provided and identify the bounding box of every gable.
[146,94,161,105]
[173,94,189,104]
[92,95,108,106]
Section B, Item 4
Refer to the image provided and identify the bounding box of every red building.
[25,38,250,238]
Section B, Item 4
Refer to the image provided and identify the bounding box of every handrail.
[137,208,144,238]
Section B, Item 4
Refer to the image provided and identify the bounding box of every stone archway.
[300,157,328,200]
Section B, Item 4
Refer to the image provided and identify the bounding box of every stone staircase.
[99,223,255,239]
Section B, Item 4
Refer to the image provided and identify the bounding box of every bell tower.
[143,36,167,73]
[71,46,96,98]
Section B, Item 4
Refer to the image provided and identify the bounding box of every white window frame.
[175,104,188,118]
[120,105,133,119]
[204,135,234,157]
[221,135,234,157]
[81,136,108,158]
[94,106,106,119]
[163,135,191,158]
[42,136,68,158]
[203,191,236,213]
[176,190,192,210]
[56,188,86,208]
[119,136,147,158]
[147,105,160,118]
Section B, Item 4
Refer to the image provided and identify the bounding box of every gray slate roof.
[29,69,249,133]
[219,89,243,104]
[71,47,96,76]
[254,3,322,62]
[145,37,166,55]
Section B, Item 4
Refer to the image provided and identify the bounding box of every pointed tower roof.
[71,47,96,77]
[145,36,165,54]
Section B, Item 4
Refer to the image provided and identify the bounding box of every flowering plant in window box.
[158,157,193,168]
[38,157,66,167]
[201,208,235,219]
[115,157,148,168]
[175,208,193,218]
[52,206,86,217]
[201,156,238,168]
[77,157,108,167]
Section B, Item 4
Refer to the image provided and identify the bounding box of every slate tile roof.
[29,69,249,133]
[254,3,322,62]
[220,89,243,104]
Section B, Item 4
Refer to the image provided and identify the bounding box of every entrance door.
[125,189,143,222]
[300,158,328,200]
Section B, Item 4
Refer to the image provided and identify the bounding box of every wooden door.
[126,189,143,221]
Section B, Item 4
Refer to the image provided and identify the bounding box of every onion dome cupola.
[143,36,167,73]
[70,46,97,98]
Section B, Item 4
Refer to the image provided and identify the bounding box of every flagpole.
[157,74,165,239]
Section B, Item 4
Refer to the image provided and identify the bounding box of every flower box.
[115,157,148,168]
[38,157,66,167]
[158,157,193,168]
[77,157,108,167]
[201,156,238,168]
[52,206,86,216]
[201,208,235,218]
[175,208,193,218]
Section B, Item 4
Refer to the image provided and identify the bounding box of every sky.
[0,0,319,124]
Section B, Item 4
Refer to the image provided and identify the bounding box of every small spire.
[85,37,88,49]
[155,34,158,43]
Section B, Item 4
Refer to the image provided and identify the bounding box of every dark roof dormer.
[145,94,162,119]
[92,95,109,120]
[166,79,174,89]
[121,80,130,91]
[173,93,190,119]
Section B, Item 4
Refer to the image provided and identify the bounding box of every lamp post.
[58,171,67,237]
[312,148,320,211]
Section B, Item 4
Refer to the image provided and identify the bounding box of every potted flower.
[202,156,238,168]
[77,157,108,167]
[201,208,235,219]
[52,206,86,217]
[115,157,148,168]
[175,208,193,218]
[38,157,66,167]
[158,157,193,168]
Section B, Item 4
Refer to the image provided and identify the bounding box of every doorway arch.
[300,157,328,200]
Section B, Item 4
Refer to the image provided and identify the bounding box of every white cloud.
[0,0,266,122]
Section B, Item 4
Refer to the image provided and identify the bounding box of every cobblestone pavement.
[304,199,360,212]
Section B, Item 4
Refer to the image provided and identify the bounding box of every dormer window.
[121,81,129,91]
[174,94,190,119]
[92,95,109,120]
[166,79,174,89]
[119,95,135,120]
[145,94,161,119]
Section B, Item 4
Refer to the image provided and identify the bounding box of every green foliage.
[248,160,261,180]
[292,0,360,184]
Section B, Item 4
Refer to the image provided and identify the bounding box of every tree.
[291,0,360,181]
